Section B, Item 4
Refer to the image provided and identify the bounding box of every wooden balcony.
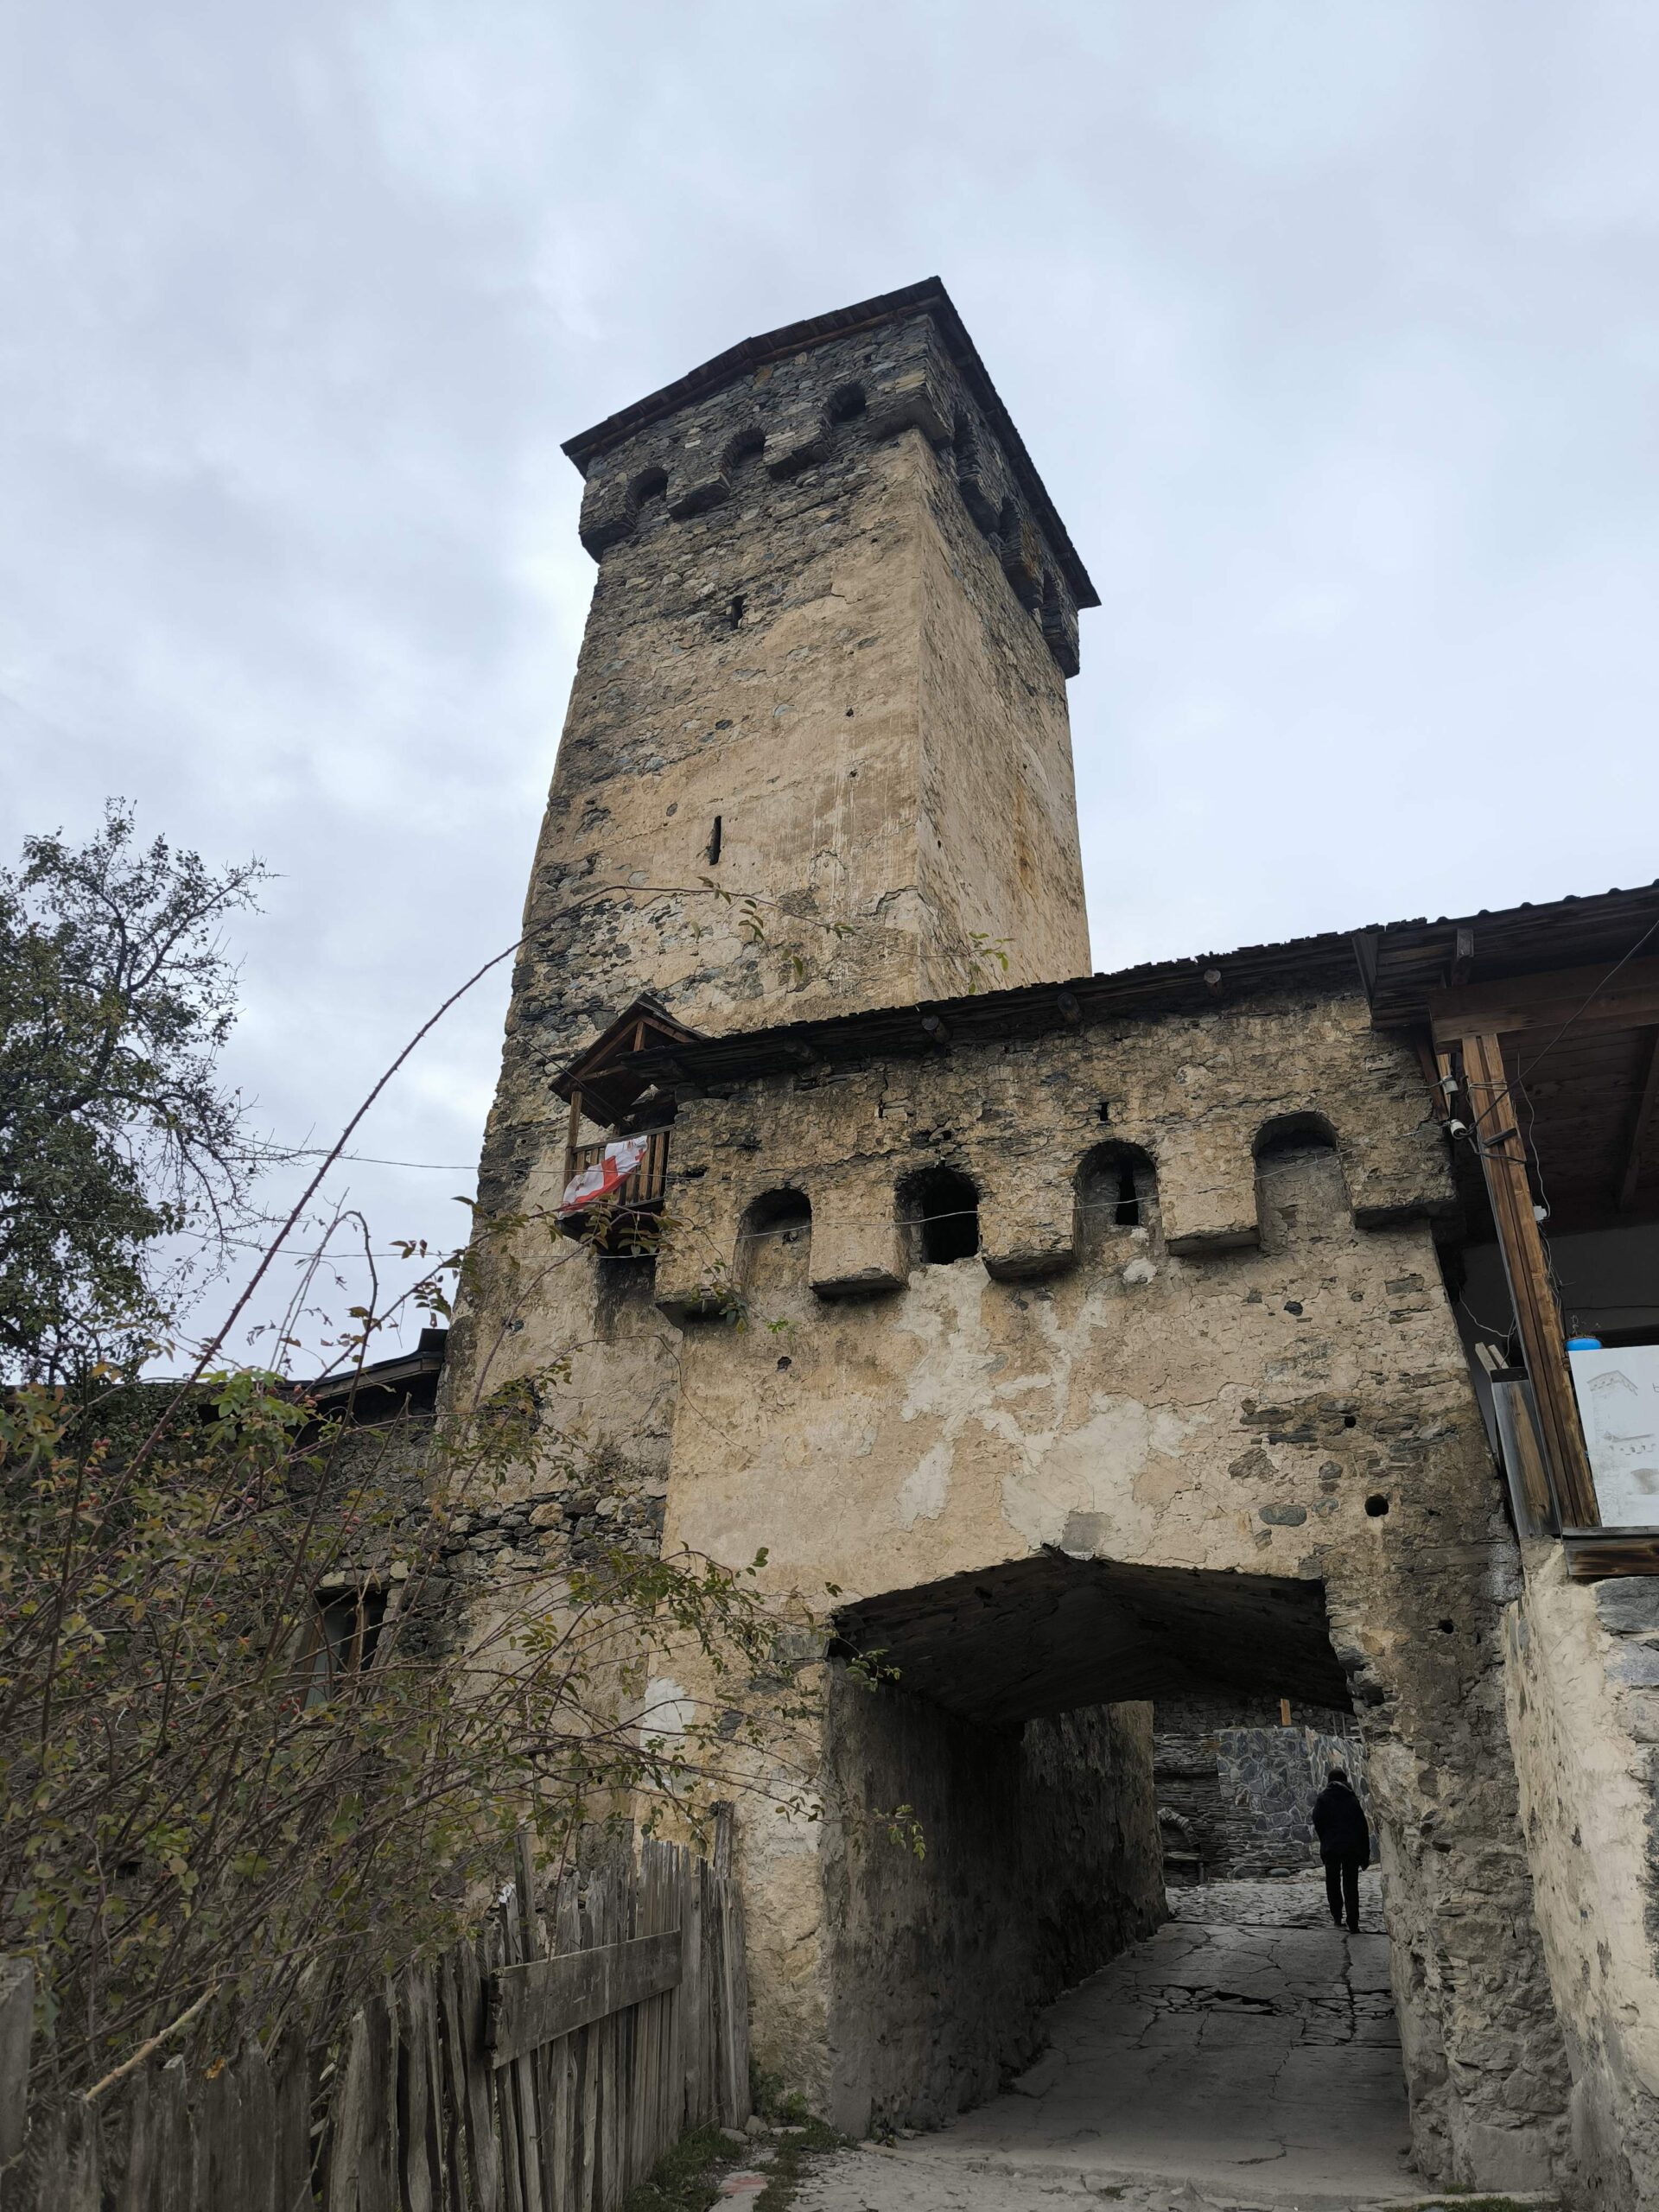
[556,1128,671,1245]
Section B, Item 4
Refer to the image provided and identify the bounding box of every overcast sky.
[5,2,1659,1366]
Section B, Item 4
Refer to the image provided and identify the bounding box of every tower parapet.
[564,279,1096,678]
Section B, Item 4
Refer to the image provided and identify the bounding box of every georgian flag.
[560,1135,647,1212]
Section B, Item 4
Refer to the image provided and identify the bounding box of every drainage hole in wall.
[1436,1618,1454,1632]
[776,1355,791,1370]
[1343,1414,1357,1428]
[1364,1493,1389,1517]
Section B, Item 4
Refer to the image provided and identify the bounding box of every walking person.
[1312,1764,1370,1933]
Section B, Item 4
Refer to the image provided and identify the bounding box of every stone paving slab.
[795,1877,1455,2211]
[791,2140,1556,2212]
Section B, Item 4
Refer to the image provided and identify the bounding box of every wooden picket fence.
[0,1826,749,2212]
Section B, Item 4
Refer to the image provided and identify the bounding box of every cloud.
[5,0,1659,1360]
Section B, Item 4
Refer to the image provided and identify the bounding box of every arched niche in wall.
[722,426,766,483]
[629,465,670,531]
[1075,1141,1160,1262]
[1253,1116,1352,1255]
[898,1165,981,1268]
[735,1187,813,1298]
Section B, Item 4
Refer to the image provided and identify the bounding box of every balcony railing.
[557,1128,671,1243]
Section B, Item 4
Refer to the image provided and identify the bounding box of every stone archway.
[816,1553,1370,2142]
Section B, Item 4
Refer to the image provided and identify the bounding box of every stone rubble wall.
[1217,1722,1368,1874]
[1503,1562,1659,2211]
[1154,1698,1368,1879]
[816,1675,1163,2137]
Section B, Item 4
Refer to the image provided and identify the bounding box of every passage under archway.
[834,1551,1351,1727]
[812,1552,1367,2144]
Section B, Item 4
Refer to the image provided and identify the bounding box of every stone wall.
[1504,1562,1659,2209]
[1153,1695,1367,1879]
[1219,1723,1369,1875]
[654,995,1572,2191]
[814,1673,1162,2136]
[431,285,1605,2204]
[447,292,1094,1548]
[481,298,1090,1218]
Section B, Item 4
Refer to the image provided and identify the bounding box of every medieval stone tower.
[443,283,1659,2205]
[487,278,1096,1164]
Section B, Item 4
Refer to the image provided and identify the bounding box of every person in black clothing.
[1312,1766,1370,1932]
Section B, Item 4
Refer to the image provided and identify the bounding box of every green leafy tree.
[0,802,268,1382]
[0,830,914,2107]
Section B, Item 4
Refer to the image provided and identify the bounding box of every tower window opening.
[728,594,746,630]
[903,1166,981,1266]
[830,383,867,423]
[707,815,723,867]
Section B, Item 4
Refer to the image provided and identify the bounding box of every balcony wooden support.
[1458,1029,1599,1529]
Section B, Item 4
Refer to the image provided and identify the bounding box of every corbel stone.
[809,1195,906,1299]
[653,1233,728,1321]
[978,1155,1076,1281]
[765,411,831,478]
[653,1150,738,1320]
[955,464,999,537]
[1346,1129,1457,1229]
[998,515,1045,610]
[1041,597,1081,679]
[1158,1128,1259,1256]
[577,465,637,557]
[867,364,951,448]
[667,462,732,519]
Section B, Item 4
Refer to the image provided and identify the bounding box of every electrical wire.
[168,1198,1160,1264]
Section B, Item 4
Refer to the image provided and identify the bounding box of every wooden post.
[1459,1031,1599,1527]
[0,1956,32,2183]
[563,1090,584,1196]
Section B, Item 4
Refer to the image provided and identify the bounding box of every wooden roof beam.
[1429,956,1659,1051]
[1618,1027,1659,1212]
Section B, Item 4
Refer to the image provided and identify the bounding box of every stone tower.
[486,277,1097,1192]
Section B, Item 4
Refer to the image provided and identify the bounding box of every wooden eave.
[551,997,706,1126]
[1360,881,1659,1031]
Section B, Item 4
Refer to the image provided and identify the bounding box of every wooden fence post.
[3,1829,746,2212]
[0,1957,33,2193]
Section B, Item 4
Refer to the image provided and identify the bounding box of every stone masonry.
[442,280,1659,2204]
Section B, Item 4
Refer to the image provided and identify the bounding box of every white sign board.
[1569,1345,1659,1527]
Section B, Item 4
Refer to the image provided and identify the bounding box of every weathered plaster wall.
[653,993,1570,2190]
[816,1676,1161,2135]
[1504,1560,1659,2209]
